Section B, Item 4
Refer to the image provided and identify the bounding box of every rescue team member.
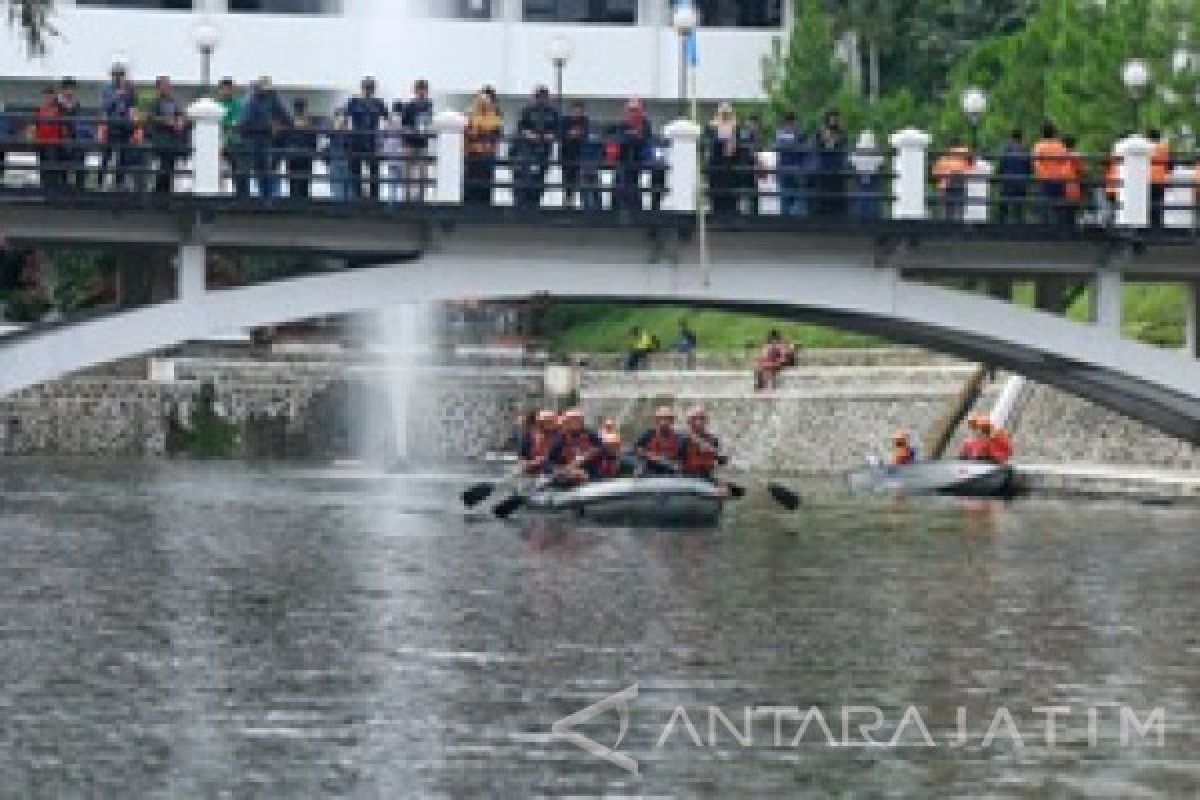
[596,419,625,479]
[959,414,992,461]
[635,406,685,475]
[545,409,602,487]
[680,406,722,481]
[891,429,917,466]
[932,139,972,221]
[984,420,1013,464]
[959,414,1013,464]
[517,410,558,476]
[1033,123,1072,226]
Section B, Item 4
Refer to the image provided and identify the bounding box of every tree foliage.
[6,0,54,54]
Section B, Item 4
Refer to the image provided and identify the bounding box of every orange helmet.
[536,409,557,426]
[654,406,675,420]
[563,408,584,421]
[686,405,708,421]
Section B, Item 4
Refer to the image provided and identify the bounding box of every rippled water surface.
[1,460,1199,798]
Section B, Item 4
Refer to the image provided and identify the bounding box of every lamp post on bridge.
[546,36,572,119]
[191,19,221,91]
[1122,57,1151,131]
[961,87,987,154]
[672,2,699,120]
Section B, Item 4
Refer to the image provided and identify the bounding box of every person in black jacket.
[996,129,1032,225]
[283,98,317,200]
[559,101,589,209]
[237,77,291,199]
[814,109,848,218]
[400,78,434,203]
[514,86,560,210]
[614,98,651,212]
[148,76,187,194]
[344,77,388,200]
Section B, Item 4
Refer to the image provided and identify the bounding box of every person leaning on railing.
[237,77,292,200]
[214,77,244,195]
[283,98,317,201]
[147,76,188,195]
[56,77,87,191]
[464,91,502,206]
[706,102,741,216]
[1032,122,1070,226]
[380,100,407,205]
[32,86,66,192]
[401,79,433,204]
[614,98,652,212]
[996,129,1032,225]
[932,139,972,221]
[514,86,560,210]
[774,111,808,218]
[1062,134,1084,226]
[559,101,590,210]
[99,62,136,191]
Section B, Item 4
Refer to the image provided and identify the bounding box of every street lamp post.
[1122,58,1151,131]
[546,36,572,119]
[961,87,987,153]
[191,19,220,90]
[671,3,699,120]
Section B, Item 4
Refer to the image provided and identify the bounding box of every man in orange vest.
[1148,128,1170,228]
[933,138,973,221]
[891,429,918,466]
[959,414,993,461]
[635,406,685,475]
[1033,122,1071,226]
[680,405,723,481]
[518,409,559,476]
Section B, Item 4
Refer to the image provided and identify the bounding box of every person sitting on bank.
[544,408,603,487]
[959,414,994,462]
[518,409,559,476]
[754,329,789,391]
[625,325,660,371]
[680,405,724,482]
[891,429,918,466]
[635,406,685,475]
[672,318,698,369]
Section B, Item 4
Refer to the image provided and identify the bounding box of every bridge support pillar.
[433,111,468,205]
[664,119,701,212]
[1116,136,1152,229]
[177,243,206,303]
[985,278,1013,302]
[1034,277,1073,314]
[186,98,224,196]
[1186,281,1200,359]
[889,129,931,220]
[1091,268,1123,334]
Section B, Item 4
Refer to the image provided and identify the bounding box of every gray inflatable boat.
[525,477,727,526]
[848,460,1016,498]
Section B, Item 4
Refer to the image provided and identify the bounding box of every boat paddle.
[641,452,747,499]
[462,466,525,509]
[493,475,551,520]
[766,482,802,511]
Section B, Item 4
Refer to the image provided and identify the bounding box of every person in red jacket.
[754,330,790,391]
[596,419,624,480]
[985,424,1013,464]
[545,408,602,487]
[33,86,66,191]
[680,405,722,481]
[518,409,558,476]
[635,406,684,475]
[959,414,993,461]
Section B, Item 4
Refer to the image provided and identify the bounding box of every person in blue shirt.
[99,63,136,191]
[775,111,807,217]
[996,129,1032,225]
[400,78,433,203]
[237,76,291,199]
[344,76,388,200]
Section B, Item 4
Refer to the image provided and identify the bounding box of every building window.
[684,0,782,28]
[456,0,494,18]
[524,0,637,24]
[76,0,194,8]
[228,0,340,12]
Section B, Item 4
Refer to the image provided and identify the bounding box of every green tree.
[6,0,53,53]
[762,0,852,128]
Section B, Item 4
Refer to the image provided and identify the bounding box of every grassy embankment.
[541,284,1191,353]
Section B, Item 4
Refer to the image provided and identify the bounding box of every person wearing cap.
[514,85,560,209]
[344,76,388,200]
[959,414,993,461]
[635,406,685,476]
[401,78,434,203]
[890,429,918,466]
[100,62,136,190]
[518,410,560,476]
[545,409,603,487]
[680,406,724,481]
[148,76,187,194]
[237,76,291,199]
[596,419,625,479]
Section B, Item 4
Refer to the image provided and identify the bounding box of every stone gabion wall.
[1012,383,1200,470]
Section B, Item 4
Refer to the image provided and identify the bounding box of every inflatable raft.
[524,477,727,526]
[848,460,1016,498]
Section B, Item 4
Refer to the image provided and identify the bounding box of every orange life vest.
[959,435,992,461]
[891,444,916,466]
[1033,139,1070,181]
[986,429,1013,464]
[682,432,720,477]
[554,430,598,467]
[641,429,683,461]
[1151,140,1171,185]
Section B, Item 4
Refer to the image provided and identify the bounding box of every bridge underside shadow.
[0,254,1197,444]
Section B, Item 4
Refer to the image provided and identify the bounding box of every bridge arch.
[1,250,1197,444]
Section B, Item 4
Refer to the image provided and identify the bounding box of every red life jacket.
[642,429,682,461]
[523,430,554,464]
[986,430,1012,464]
[596,444,621,479]
[682,432,719,476]
[555,430,597,467]
[891,444,916,466]
[959,435,991,461]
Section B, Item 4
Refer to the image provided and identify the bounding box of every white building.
[0,0,791,112]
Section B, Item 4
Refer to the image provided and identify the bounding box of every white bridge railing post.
[1164,165,1196,230]
[889,128,931,220]
[433,110,468,205]
[965,159,993,223]
[186,98,224,196]
[663,118,701,212]
[1116,135,1152,229]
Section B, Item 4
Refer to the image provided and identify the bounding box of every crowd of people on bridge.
[0,67,1191,224]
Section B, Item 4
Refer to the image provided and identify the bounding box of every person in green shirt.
[214,77,244,196]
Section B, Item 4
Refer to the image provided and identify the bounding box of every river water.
[1,460,1199,798]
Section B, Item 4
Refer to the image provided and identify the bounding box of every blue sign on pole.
[686,30,698,67]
